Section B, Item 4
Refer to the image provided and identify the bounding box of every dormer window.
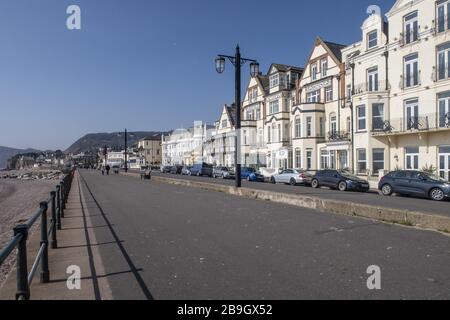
[368,30,378,49]
[270,74,279,88]
[222,119,228,128]
[404,11,418,44]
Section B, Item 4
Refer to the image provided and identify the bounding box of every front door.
[439,147,450,182]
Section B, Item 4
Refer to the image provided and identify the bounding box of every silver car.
[270,169,312,186]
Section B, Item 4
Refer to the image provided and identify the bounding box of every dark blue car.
[379,170,450,201]
[311,170,370,192]
[240,167,265,182]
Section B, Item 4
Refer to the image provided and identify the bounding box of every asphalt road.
[78,170,450,300]
[149,171,450,217]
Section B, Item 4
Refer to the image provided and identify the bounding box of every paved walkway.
[0,172,112,300]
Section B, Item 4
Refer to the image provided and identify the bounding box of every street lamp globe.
[215,56,225,74]
[250,62,260,77]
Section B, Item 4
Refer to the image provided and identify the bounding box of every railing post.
[14,225,29,300]
[56,185,62,230]
[50,191,57,249]
[60,182,65,218]
[39,202,50,283]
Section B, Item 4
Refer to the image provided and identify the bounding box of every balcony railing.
[327,131,351,142]
[372,112,450,135]
[353,81,389,95]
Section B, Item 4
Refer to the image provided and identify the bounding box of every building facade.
[293,38,348,171]
[162,121,211,166]
[137,135,162,166]
[203,104,236,167]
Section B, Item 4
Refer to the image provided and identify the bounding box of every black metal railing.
[327,131,351,142]
[0,169,74,300]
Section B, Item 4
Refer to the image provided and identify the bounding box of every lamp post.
[215,45,259,188]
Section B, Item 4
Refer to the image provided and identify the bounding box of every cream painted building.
[379,0,450,181]
[341,0,450,181]
[162,121,211,166]
[342,8,390,176]
[203,104,236,167]
[293,38,348,171]
[265,64,303,170]
[241,74,269,167]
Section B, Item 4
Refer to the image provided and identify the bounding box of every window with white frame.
[372,149,385,174]
[404,53,419,87]
[272,123,278,142]
[294,116,301,138]
[295,149,301,169]
[437,0,450,34]
[306,150,312,170]
[306,117,312,137]
[357,105,366,131]
[311,63,317,81]
[438,91,450,127]
[357,149,367,174]
[321,58,328,77]
[368,30,378,49]
[255,106,261,120]
[330,113,337,134]
[367,67,379,92]
[404,11,419,44]
[437,42,450,81]
[269,100,279,114]
[372,103,384,131]
[270,74,279,88]
[306,90,320,103]
[405,147,419,170]
[222,119,228,128]
[325,86,333,102]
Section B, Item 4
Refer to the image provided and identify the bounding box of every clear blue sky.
[0,0,395,150]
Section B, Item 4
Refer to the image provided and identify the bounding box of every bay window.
[357,149,367,174]
[372,103,384,131]
[372,149,385,174]
[357,105,366,131]
[294,116,301,138]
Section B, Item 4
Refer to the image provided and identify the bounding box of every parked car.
[170,165,183,175]
[237,167,264,182]
[190,163,213,177]
[270,169,313,186]
[311,170,370,192]
[213,166,234,179]
[160,165,172,174]
[379,170,450,201]
[181,166,192,175]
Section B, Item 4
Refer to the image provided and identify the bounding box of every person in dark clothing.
[106,165,110,175]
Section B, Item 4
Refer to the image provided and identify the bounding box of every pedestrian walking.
[106,165,110,175]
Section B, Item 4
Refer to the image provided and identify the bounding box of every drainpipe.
[350,63,356,173]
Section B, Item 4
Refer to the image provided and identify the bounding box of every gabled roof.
[256,74,270,95]
[322,40,347,63]
[225,104,237,127]
[269,63,304,74]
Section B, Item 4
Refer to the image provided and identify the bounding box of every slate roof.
[322,40,347,62]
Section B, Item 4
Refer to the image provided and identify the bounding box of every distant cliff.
[0,146,40,169]
[65,132,166,154]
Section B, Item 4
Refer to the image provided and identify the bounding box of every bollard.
[39,202,50,283]
[50,191,57,249]
[56,185,62,230]
[14,225,29,300]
